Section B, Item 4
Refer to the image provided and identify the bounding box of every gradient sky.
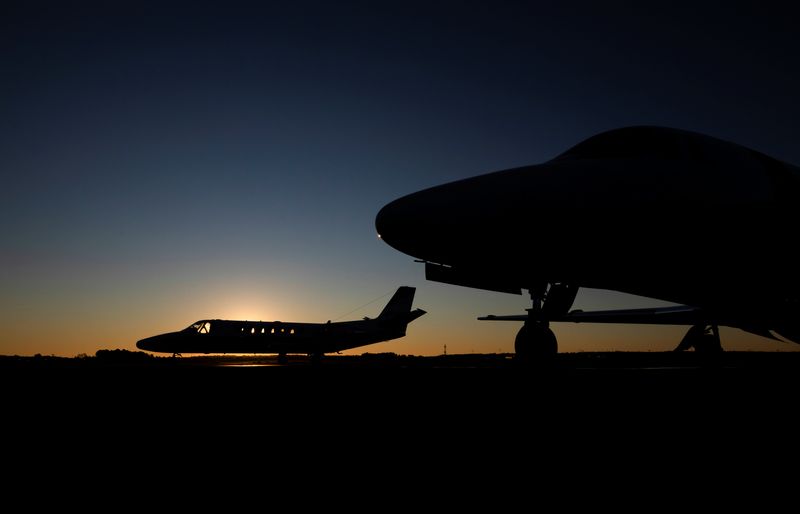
[2,1,798,356]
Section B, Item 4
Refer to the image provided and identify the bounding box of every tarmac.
[4,351,798,469]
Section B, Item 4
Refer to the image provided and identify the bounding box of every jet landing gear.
[515,321,557,361]
[674,324,723,355]
[515,283,578,365]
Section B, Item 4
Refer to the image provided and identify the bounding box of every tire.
[515,323,558,363]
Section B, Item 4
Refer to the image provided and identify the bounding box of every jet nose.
[136,335,164,352]
[376,193,428,256]
[375,198,405,247]
[376,186,463,264]
[136,337,152,351]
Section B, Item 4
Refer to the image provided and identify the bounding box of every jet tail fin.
[377,286,421,321]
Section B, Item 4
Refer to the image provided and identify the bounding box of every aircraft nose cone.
[376,194,428,256]
[375,198,405,247]
[136,334,171,352]
[136,337,154,351]
[377,187,462,264]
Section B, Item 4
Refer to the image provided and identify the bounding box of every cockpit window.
[555,127,685,161]
[187,321,211,334]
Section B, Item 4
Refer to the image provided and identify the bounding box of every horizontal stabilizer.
[406,308,427,323]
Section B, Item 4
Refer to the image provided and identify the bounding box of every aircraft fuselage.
[136,319,408,355]
[136,286,426,355]
[376,127,799,342]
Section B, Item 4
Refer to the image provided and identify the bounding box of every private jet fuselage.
[136,286,425,357]
[376,127,799,351]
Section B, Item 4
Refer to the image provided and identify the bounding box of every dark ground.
[4,350,798,495]
[4,350,799,407]
[4,348,800,371]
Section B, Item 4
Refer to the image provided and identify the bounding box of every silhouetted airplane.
[376,126,799,360]
[136,287,425,361]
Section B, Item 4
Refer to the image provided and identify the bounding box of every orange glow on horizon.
[1,283,796,357]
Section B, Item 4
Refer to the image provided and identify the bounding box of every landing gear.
[515,322,557,361]
[515,282,577,365]
[674,324,723,355]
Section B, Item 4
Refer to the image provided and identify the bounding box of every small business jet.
[136,286,425,361]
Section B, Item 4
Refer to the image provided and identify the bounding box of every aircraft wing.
[479,305,704,324]
[479,305,784,341]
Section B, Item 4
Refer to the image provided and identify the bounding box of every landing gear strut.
[674,324,723,355]
[515,283,577,364]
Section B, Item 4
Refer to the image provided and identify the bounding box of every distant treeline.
[95,348,154,362]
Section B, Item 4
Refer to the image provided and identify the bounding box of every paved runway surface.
[4,351,799,404]
[4,351,798,484]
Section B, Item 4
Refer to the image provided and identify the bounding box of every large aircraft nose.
[376,184,469,265]
[375,197,407,248]
[376,193,432,258]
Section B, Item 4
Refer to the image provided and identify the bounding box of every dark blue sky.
[2,1,798,355]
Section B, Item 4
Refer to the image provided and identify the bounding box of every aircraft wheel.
[675,324,723,355]
[515,323,557,363]
[694,334,723,355]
